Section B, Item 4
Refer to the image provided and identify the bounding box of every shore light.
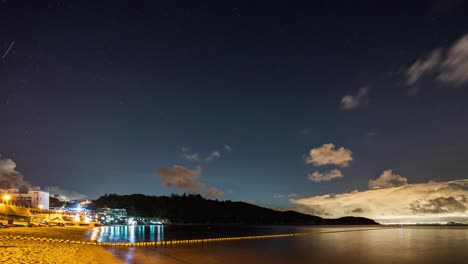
[2,194,11,204]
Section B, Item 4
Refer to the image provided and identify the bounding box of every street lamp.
[2,194,11,205]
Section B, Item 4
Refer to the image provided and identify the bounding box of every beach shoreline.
[0,226,122,264]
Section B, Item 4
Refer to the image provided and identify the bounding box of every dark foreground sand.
[0,227,122,264]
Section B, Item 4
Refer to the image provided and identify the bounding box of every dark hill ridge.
[91,193,379,225]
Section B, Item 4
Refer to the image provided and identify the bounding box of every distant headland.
[89,193,379,225]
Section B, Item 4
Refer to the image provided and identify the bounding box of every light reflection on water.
[97,225,166,243]
[103,226,468,264]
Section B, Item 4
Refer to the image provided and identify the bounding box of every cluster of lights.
[2,194,11,204]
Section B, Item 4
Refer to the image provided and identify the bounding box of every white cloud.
[340,86,370,110]
[157,165,205,193]
[291,179,468,224]
[405,49,442,86]
[205,150,221,162]
[437,35,468,85]
[306,143,353,167]
[368,170,408,189]
[180,147,200,162]
[405,34,468,89]
[308,169,343,182]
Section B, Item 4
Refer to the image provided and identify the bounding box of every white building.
[1,188,49,209]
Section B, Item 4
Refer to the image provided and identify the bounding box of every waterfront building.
[0,187,49,209]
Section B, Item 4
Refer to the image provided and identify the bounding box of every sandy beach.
[0,227,122,264]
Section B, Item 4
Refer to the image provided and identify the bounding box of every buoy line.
[0,227,391,247]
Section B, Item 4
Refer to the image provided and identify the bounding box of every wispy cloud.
[46,186,87,201]
[405,34,468,92]
[274,193,303,199]
[437,35,468,85]
[308,169,344,182]
[405,49,442,86]
[306,143,353,167]
[224,144,232,152]
[180,147,200,162]
[180,145,232,163]
[206,187,224,198]
[340,86,370,110]
[205,150,221,162]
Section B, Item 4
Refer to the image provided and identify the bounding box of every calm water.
[96,225,468,264]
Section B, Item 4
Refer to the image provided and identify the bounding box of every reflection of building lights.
[127,217,137,225]
[90,227,100,241]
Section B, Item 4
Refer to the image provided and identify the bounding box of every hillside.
[91,193,378,225]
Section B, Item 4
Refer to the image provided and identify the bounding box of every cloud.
[205,150,221,162]
[306,143,353,167]
[181,145,231,163]
[224,144,232,152]
[351,208,364,213]
[206,187,224,198]
[405,49,442,86]
[405,34,468,89]
[368,170,408,189]
[180,147,200,162]
[308,169,344,182]
[437,35,468,85]
[340,86,370,110]
[157,165,205,193]
[410,196,466,214]
[46,186,87,201]
[0,157,30,188]
[157,165,227,198]
[274,193,302,199]
[291,179,468,224]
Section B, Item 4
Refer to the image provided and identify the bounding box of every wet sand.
[0,227,122,264]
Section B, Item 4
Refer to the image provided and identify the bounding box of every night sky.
[1,1,468,222]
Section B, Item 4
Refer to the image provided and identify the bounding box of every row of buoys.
[100,233,298,247]
[0,232,299,247]
[0,227,389,247]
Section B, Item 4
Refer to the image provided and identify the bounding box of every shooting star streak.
[2,40,15,59]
